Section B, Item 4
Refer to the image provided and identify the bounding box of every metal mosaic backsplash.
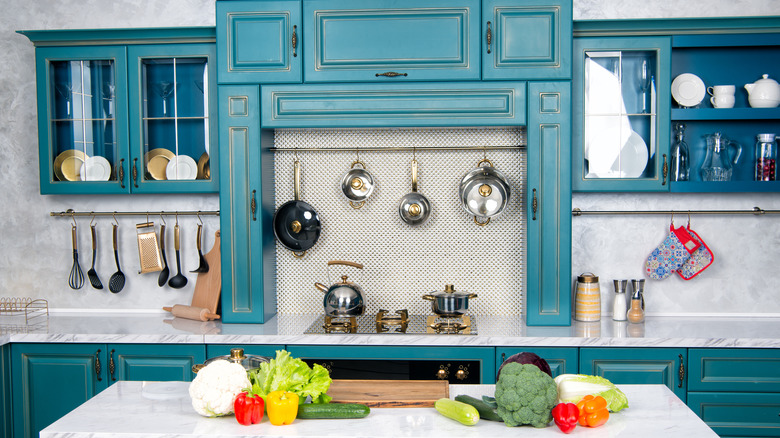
[273,127,526,316]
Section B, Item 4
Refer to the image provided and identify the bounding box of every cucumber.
[454,395,504,422]
[296,403,370,419]
[434,398,479,426]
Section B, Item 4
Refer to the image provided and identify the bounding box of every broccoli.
[494,362,558,427]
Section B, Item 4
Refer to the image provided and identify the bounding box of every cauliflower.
[494,362,558,427]
[189,359,251,417]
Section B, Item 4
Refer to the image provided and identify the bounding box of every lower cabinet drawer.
[687,392,780,437]
[688,348,780,392]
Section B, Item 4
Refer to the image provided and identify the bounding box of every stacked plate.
[80,156,112,181]
[54,150,112,181]
[166,155,198,180]
[146,148,176,180]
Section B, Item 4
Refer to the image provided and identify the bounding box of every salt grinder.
[612,280,627,321]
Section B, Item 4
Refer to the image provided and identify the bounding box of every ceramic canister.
[575,273,601,322]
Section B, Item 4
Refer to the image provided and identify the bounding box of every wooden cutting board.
[190,231,221,315]
[327,379,449,408]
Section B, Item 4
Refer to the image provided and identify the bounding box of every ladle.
[108,223,126,293]
[168,221,188,289]
[157,222,170,287]
[87,223,103,289]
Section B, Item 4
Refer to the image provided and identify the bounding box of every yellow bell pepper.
[266,391,299,425]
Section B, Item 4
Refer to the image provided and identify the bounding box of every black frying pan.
[273,159,321,258]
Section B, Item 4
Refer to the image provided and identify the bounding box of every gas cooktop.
[304,310,478,335]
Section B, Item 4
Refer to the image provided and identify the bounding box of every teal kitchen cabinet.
[20,28,218,195]
[481,0,572,80]
[218,84,277,323]
[1,344,10,438]
[572,36,672,192]
[579,347,686,400]
[11,343,204,438]
[217,0,302,84]
[496,347,578,378]
[286,345,496,384]
[302,0,480,83]
[687,348,780,437]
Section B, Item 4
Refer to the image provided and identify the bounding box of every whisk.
[69,225,85,289]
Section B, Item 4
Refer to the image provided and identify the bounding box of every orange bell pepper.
[266,391,299,426]
[576,395,609,427]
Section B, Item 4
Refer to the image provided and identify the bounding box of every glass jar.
[754,133,777,181]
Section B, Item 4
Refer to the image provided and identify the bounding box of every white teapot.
[744,74,780,108]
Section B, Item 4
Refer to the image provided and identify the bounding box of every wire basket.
[0,297,49,324]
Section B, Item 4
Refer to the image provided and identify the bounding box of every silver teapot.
[314,260,366,316]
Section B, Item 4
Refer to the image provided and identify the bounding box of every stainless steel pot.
[398,158,431,226]
[459,158,510,226]
[192,347,270,373]
[314,260,366,316]
[422,284,477,316]
[341,160,375,209]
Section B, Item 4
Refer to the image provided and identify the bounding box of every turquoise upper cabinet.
[572,36,671,192]
[20,28,218,195]
[302,0,480,82]
[482,0,572,80]
[217,0,302,84]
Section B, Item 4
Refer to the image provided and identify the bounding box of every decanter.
[670,123,690,181]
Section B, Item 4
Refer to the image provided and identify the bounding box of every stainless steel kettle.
[314,260,366,316]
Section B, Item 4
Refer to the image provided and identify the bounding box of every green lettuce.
[553,374,629,412]
[247,350,333,404]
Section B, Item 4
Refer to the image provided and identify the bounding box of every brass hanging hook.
[112,212,119,226]
[687,210,691,227]
[90,212,96,226]
[197,211,203,225]
[175,212,179,225]
[71,211,77,227]
[670,210,675,226]
[146,211,150,224]
[159,212,166,225]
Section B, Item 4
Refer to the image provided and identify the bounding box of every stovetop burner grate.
[304,312,478,335]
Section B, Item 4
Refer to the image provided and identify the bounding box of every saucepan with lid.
[459,158,511,226]
[398,157,431,226]
[423,284,477,317]
[192,348,270,373]
[341,160,375,209]
[273,158,321,258]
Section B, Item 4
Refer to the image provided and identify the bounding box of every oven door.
[300,358,481,384]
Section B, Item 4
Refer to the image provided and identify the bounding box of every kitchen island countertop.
[2,312,780,348]
[40,381,717,438]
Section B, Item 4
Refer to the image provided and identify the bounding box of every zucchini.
[434,398,479,426]
[296,403,370,419]
[454,395,503,422]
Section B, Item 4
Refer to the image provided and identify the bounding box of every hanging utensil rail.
[50,210,219,218]
[269,145,524,153]
[572,207,779,216]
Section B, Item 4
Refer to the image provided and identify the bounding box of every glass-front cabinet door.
[573,36,671,191]
[36,46,129,194]
[128,44,217,193]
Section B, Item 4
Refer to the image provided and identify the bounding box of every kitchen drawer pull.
[250,189,257,221]
[118,159,125,189]
[95,349,102,381]
[132,158,138,188]
[376,72,408,78]
[109,349,116,381]
[501,352,506,363]
[678,353,685,388]
[532,188,538,221]
[486,21,493,54]
[292,25,298,58]
[662,154,668,186]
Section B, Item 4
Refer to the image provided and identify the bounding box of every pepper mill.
[627,279,645,323]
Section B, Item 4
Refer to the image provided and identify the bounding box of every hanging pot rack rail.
[572,207,778,216]
[269,145,524,153]
[50,209,219,218]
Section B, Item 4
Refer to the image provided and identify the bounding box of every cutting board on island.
[327,379,449,408]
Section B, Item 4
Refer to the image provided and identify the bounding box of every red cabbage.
[497,352,552,378]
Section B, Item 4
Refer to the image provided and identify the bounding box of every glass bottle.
[754,133,777,181]
[612,280,627,321]
[670,123,690,181]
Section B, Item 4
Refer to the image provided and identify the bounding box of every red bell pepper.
[234,392,264,425]
[552,402,579,434]
[576,395,609,428]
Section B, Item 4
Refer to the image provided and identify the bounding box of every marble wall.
[1,0,778,316]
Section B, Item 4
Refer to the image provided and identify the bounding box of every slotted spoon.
[109,223,126,293]
[87,224,103,289]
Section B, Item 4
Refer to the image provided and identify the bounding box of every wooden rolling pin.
[163,304,220,321]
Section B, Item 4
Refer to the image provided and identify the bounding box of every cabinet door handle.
[132,158,138,188]
[292,25,298,58]
[532,188,538,221]
[250,189,257,221]
[109,349,117,381]
[662,154,668,186]
[501,352,506,362]
[118,159,125,189]
[678,353,685,388]
[375,72,408,78]
[486,21,493,54]
[95,349,102,381]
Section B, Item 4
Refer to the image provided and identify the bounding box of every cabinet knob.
[436,366,449,380]
[456,366,468,381]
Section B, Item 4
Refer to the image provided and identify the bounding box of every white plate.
[79,156,111,181]
[165,155,198,180]
[671,73,706,107]
[611,131,648,178]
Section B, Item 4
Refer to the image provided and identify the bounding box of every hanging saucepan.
[459,158,510,226]
[398,158,431,226]
[273,159,321,258]
[341,160,375,209]
[423,284,477,317]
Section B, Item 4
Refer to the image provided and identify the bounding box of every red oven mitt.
[645,224,701,280]
[676,226,714,280]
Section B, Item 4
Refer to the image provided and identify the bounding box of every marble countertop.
[2,312,779,348]
[40,381,717,438]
